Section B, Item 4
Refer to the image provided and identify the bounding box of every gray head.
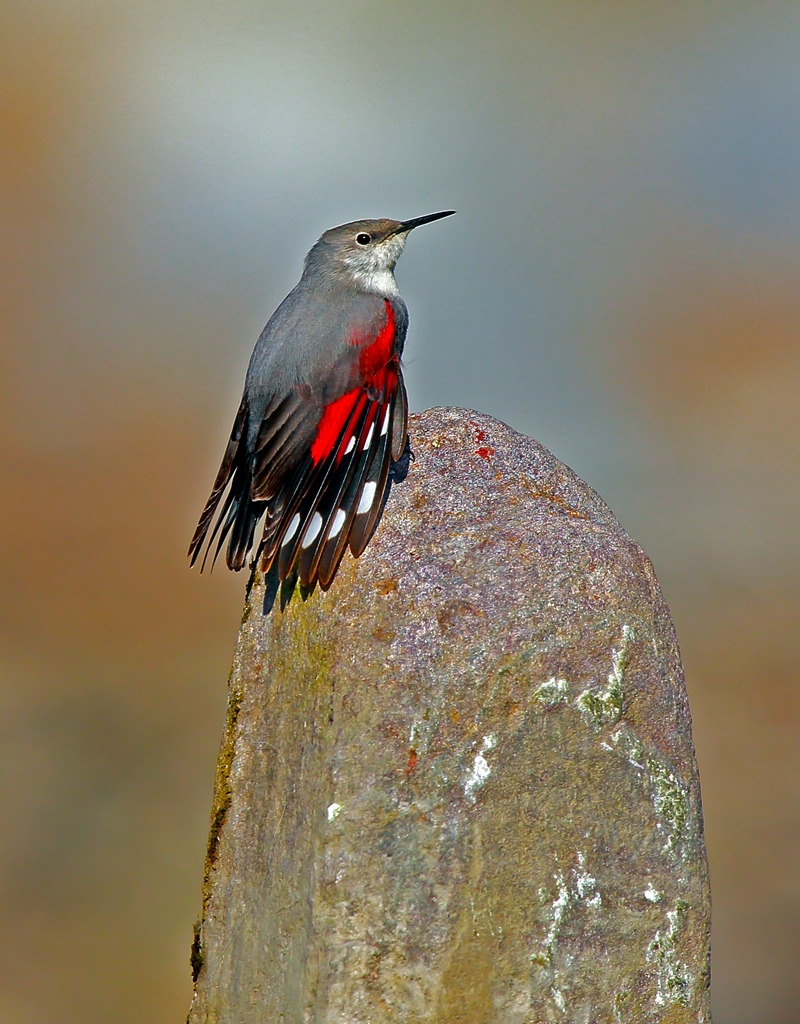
[303,211,455,295]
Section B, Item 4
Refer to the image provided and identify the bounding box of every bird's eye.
[355,232,372,246]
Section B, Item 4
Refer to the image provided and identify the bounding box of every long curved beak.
[395,210,456,234]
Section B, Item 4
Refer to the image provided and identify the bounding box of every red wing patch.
[310,388,363,465]
[275,389,392,588]
[357,300,395,379]
[310,300,397,466]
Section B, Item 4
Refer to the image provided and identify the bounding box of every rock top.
[188,407,711,1024]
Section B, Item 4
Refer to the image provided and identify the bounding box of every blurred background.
[1,1,798,1021]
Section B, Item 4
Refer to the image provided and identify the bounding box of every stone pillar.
[187,407,711,1024]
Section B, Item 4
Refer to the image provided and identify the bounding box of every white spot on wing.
[328,508,346,539]
[362,422,374,449]
[344,435,356,455]
[282,513,301,546]
[380,406,390,435]
[301,512,323,548]
[357,481,377,515]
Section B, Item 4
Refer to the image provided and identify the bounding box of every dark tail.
[188,399,265,572]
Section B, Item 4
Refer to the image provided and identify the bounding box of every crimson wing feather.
[276,392,374,583]
[256,388,366,575]
[273,377,405,590]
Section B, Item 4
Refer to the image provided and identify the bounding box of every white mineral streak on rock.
[611,623,636,685]
[533,851,603,995]
[575,851,602,909]
[463,733,496,802]
[533,676,569,707]
[577,624,635,727]
[647,901,693,1008]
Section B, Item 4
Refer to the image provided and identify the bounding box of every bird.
[188,210,455,591]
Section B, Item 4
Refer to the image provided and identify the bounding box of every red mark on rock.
[470,420,495,460]
[406,748,418,775]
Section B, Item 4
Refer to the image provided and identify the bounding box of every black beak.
[395,210,456,234]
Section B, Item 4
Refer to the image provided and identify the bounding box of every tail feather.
[188,399,246,566]
[223,467,265,572]
[200,478,239,572]
[189,398,263,573]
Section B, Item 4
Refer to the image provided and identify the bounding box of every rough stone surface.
[187,407,711,1024]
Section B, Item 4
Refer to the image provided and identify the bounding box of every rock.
[187,407,711,1024]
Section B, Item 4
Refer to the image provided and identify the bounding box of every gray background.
[1,2,798,1021]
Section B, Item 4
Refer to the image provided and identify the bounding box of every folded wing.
[188,300,409,589]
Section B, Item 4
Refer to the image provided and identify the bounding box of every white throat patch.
[350,265,400,296]
[344,233,407,296]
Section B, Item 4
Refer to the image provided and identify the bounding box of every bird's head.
[304,211,455,295]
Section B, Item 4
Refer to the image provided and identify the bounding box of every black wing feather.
[188,398,259,571]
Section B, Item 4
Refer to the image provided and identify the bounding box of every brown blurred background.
[1,2,799,1021]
